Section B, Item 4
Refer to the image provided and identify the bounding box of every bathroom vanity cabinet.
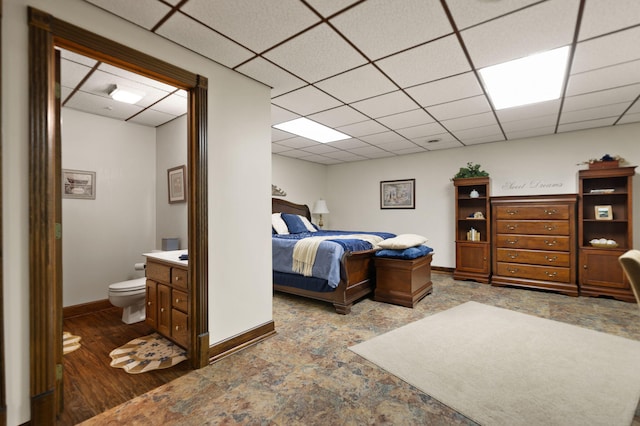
[144,251,189,349]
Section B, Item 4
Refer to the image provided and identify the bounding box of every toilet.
[108,277,147,324]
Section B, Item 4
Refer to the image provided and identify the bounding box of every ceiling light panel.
[330,0,452,60]
[273,118,351,143]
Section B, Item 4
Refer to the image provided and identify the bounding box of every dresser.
[144,250,190,349]
[491,195,578,296]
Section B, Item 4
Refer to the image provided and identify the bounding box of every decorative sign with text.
[494,178,570,196]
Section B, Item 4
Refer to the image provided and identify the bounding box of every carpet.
[63,332,81,355]
[109,333,187,374]
[349,301,640,426]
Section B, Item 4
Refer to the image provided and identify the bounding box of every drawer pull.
[506,224,518,231]
[545,255,558,262]
[544,209,558,215]
[544,271,558,278]
[175,325,180,331]
[544,240,557,246]
[175,298,183,304]
[175,276,182,282]
[506,209,518,215]
[507,267,519,274]
[160,307,165,313]
[507,253,518,259]
[147,301,152,306]
[545,225,557,231]
[506,239,519,245]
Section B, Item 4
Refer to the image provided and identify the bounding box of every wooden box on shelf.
[578,166,636,302]
[453,177,490,283]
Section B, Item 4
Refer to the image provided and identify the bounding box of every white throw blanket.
[292,234,384,277]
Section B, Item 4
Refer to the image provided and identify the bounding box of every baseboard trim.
[208,320,276,364]
[63,299,115,319]
[432,266,454,274]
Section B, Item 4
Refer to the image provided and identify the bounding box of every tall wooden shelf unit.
[578,166,636,302]
[453,177,491,283]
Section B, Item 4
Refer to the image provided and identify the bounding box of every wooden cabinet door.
[145,280,157,329]
[580,249,628,289]
[455,242,489,274]
[157,284,172,337]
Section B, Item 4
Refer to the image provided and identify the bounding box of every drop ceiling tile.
[300,154,344,164]
[376,109,434,130]
[129,109,176,127]
[394,146,427,155]
[325,138,370,150]
[150,93,187,116]
[566,60,640,96]
[64,91,142,120]
[276,136,318,149]
[61,60,93,91]
[572,27,640,74]
[412,132,458,146]
[307,106,368,128]
[626,101,640,115]
[578,0,640,41]
[557,117,617,133]
[81,70,169,107]
[60,49,98,67]
[501,114,557,133]
[359,131,408,145]
[305,0,361,17]
[330,0,452,60]
[496,99,561,122]
[563,85,640,112]
[181,0,319,53]
[322,151,367,162]
[336,120,388,137]
[99,63,177,91]
[271,86,343,116]
[617,112,640,125]
[427,96,491,121]
[272,128,296,142]
[406,72,484,108]
[376,35,470,88]
[85,0,171,30]
[348,145,395,158]
[461,0,579,69]
[395,122,448,139]
[424,140,465,151]
[441,112,498,132]
[271,143,293,153]
[277,149,312,159]
[156,12,254,68]
[315,65,397,103]
[446,0,542,30]
[370,139,419,151]
[264,23,367,83]
[462,133,506,145]
[351,91,418,118]
[271,105,300,125]
[301,144,342,155]
[505,126,557,140]
[236,58,307,97]
[452,124,503,141]
[560,103,629,124]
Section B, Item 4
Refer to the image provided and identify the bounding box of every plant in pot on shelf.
[452,162,489,180]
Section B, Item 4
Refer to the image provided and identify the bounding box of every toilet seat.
[109,277,146,293]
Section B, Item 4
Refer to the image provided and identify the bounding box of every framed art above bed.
[381,178,415,209]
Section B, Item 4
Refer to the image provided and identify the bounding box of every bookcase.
[453,177,490,283]
[578,166,636,302]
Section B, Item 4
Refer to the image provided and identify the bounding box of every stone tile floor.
[81,272,640,425]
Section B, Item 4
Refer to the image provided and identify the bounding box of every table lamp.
[312,199,330,228]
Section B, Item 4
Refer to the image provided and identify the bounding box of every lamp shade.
[312,199,330,215]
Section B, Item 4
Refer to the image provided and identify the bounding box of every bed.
[272,198,394,314]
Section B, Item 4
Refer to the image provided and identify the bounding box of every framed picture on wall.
[380,178,415,209]
[62,169,96,200]
[168,165,186,204]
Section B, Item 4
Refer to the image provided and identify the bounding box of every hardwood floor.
[57,307,192,425]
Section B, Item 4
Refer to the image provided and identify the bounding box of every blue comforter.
[273,230,395,288]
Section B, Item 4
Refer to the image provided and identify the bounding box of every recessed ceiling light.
[108,84,145,104]
[273,117,351,143]
[427,138,442,143]
[479,46,570,110]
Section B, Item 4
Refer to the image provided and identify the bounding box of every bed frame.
[272,198,377,314]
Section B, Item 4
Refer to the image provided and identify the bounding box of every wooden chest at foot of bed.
[374,253,433,308]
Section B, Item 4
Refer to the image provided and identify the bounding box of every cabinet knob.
[545,225,557,231]
[507,268,519,274]
[147,301,151,306]
[175,298,182,303]
[175,325,180,331]
[160,307,165,313]
[583,265,588,269]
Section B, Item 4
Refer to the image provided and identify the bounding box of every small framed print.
[380,179,415,209]
[62,169,96,200]
[595,205,613,220]
[168,165,186,204]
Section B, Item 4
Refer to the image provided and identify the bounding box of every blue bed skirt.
[273,271,335,293]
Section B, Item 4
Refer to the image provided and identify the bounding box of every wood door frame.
[0,0,5,425]
[28,8,209,424]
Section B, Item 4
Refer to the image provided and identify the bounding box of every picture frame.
[594,205,613,220]
[62,169,96,200]
[168,165,186,204]
[380,178,415,209]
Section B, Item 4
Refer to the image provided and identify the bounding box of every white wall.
[156,115,188,249]
[61,108,156,306]
[2,1,272,423]
[274,123,640,269]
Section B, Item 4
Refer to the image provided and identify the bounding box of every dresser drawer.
[171,267,189,289]
[146,262,170,283]
[172,288,188,312]
[495,234,570,251]
[496,248,570,267]
[171,308,189,348]
[496,262,570,283]
[495,220,569,235]
[495,204,570,220]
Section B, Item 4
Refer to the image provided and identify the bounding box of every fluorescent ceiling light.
[273,117,351,143]
[108,84,144,104]
[479,46,570,110]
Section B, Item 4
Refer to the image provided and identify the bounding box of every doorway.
[28,7,209,424]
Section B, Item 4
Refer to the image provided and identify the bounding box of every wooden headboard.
[272,198,311,221]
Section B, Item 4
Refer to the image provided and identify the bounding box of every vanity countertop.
[143,249,188,267]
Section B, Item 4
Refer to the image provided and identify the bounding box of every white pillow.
[377,233,428,249]
[271,213,289,235]
[299,215,317,232]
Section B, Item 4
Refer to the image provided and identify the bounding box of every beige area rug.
[63,332,81,355]
[350,301,640,426]
[109,333,187,374]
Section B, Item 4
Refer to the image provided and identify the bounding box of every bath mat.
[63,331,81,355]
[109,333,187,374]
